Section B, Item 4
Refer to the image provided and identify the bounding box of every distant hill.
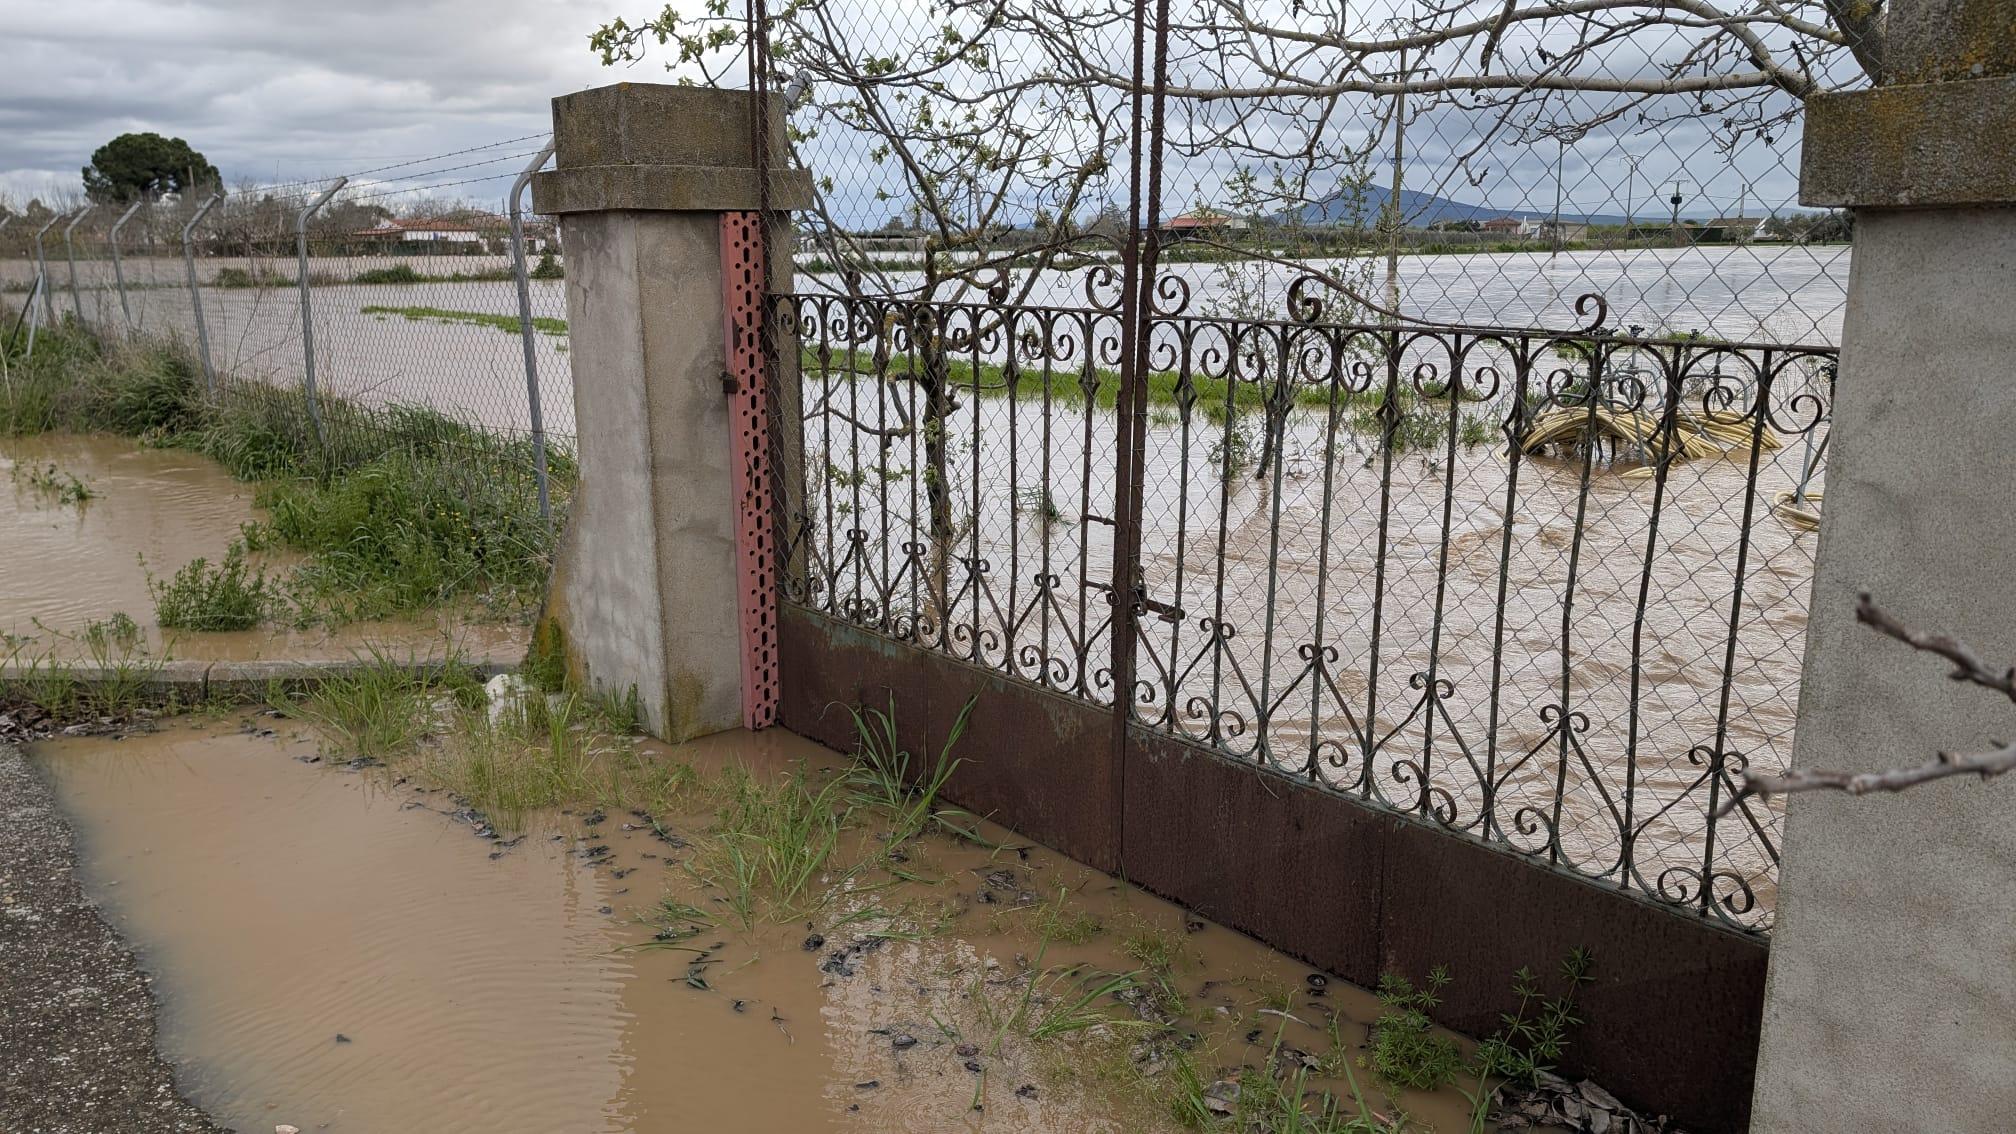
[1282,185,1635,228]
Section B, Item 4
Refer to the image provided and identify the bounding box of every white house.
[350,218,486,245]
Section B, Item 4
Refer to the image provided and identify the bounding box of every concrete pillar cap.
[532,83,813,214]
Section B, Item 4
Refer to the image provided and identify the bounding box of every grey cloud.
[1,0,638,202]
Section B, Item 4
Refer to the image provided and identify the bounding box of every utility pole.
[1379,46,1412,320]
[1669,180,1687,248]
[1624,155,1644,242]
[1551,137,1566,259]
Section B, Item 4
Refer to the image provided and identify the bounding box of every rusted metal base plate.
[778,606,1120,872]
[776,604,1765,1131]
[1123,729,1767,1132]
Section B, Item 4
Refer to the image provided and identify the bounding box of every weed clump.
[1370,967,1464,1091]
[149,542,275,631]
[259,451,551,621]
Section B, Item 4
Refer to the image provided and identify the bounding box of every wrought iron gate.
[747,1,1835,1126]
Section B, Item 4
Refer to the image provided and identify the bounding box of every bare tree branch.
[1720,594,2016,814]
[1854,591,2016,704]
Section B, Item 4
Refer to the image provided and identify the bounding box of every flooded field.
[0,433,524,663]
[34,717,1492,1133]
[792,311,1830,928]
[16,243,1846,445]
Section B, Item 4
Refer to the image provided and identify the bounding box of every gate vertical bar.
[509,141,558,529]
[295,178,347,447]
[181,192,222,396]
[62,206,93,325]
[109,200,142,330]
[1105,0,1170,797]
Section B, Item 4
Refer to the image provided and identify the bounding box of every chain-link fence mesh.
[2,136,573,586]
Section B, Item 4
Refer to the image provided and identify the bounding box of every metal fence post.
[18,276,43,357]
[109,199,143,331]
[509,141,557,529]
[181,191,223,396]
[32,213,61,325]
[61,206,93,325]
[295,178,347,445]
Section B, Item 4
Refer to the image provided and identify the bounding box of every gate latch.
[1084,579,1185,624]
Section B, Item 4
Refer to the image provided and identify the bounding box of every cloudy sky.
[0,0,652,205]
[1,0,1819,223]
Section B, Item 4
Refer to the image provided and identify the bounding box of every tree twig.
[1854,592,2016,705]
[1720,594,2016,815]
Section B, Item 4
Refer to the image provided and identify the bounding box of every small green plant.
[1118,916,1188,975]
[1016,486,1062,526]
[1457,414,1496,449]
[1475,948,1594,1087]
[693,765,851,929]
[3,614,163,721]
[633,898,715,949]
[529,250,564,280]
[1209,418,1259,478]
[148,542,274,631]
[841,695,974,846]
[273,646,481,761]
[1028,965,1152,1041]
[1370,966,1464,1091]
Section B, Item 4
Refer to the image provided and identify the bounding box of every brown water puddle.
[36,719,1481,1133]
[0,434,523,663]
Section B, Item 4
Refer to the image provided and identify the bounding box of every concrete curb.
[0,657,518,704]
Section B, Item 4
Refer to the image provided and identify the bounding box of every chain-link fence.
[2,135,572,561]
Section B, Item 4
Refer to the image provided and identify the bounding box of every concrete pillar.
[1752,4,2016,1129]
[530,84,809,740]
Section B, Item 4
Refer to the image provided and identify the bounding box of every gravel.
[0,742,224,1133]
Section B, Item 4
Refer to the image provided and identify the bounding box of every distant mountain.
[1282,185,1636,228]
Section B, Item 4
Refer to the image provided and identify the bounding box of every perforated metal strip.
[720,210,778,729]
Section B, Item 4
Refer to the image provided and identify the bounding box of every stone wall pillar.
[531,84,809,740]
[1753,3,2016,1129]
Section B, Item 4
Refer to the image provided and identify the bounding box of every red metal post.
[720,210,779,729]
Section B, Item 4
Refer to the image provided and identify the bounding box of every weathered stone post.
[530,84,809,740]
[1752,4,2016,1129]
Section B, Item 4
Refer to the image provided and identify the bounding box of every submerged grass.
[9,460,96,504]
[0,318,570,627]
[361,304,568,337]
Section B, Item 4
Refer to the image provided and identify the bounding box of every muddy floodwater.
[36,719,1478,1133]
[0,434,523,663]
